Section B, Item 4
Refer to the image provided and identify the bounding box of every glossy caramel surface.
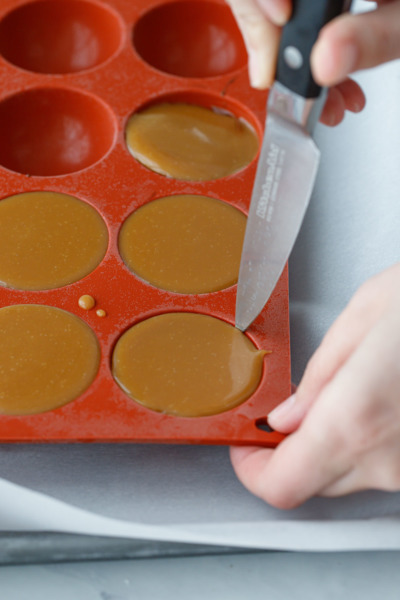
[0,305,100,415]
[125,102,258,181]
[0,192,108,290]
[119,194,246,293]
[112,313,266,417]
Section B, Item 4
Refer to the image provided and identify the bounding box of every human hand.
[226,0,400,126]
[230,263,400,508]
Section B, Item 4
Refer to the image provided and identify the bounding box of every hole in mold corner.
[0,0,123,74]
[255,418,275,433]
[133,0,247,78]
[0,87,116,177]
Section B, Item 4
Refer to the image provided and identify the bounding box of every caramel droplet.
[78,295,96,310]
[96,309,106,318]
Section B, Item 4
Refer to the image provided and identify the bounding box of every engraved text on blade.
[256,142,286,222]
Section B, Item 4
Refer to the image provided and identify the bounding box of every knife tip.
[234,319,248,333]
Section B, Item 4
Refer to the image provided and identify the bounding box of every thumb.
[311,2,400,87]
[225,0,284,88]
[268,279,385,433]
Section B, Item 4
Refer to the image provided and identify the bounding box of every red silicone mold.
[0,0,290,446]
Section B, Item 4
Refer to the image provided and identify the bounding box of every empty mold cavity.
[133,0,247,78]
[0,0,123,74]
[112,313,266,418]
[125,92,259,181]
[0,191,108,290]
[119,194,246,294]
[0,304,100,415]
[0,88,116,176]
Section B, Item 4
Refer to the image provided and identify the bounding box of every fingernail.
[338,41,359,78]
[248,53,269,89]
[313,38,358,86]
[248,53,260,88]
[267,6,289,26]
[349,100,363,114]
[257,0,290,26]
[268,393,296,421]
[327,110,338,127]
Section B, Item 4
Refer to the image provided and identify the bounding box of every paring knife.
[236,0,351,331]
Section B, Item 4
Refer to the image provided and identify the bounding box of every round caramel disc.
[112,313,266,417]
[125,102,259,181]
[0,192,108,290]
[119,195,246,293]
[0,305,100,415]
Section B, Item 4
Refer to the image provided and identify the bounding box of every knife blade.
[236,0,350,331]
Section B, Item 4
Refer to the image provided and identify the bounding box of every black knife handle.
[276,0,350,99]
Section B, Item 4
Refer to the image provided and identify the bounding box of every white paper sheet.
[2,476,400,552]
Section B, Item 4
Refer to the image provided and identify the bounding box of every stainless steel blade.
[235,96,320,331]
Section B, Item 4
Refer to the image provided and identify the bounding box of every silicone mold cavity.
[133,0,247,78]
[0,0,123,74]
[0,87,116,176]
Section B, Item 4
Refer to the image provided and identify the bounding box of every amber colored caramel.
[78,294,96,310]
[112,313,266,417]
[0,192,108,290]
[0,305,100,415]
[125,102,259,180]
[119,195,246,294]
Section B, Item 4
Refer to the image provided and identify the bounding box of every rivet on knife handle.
[277,0,351,99]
